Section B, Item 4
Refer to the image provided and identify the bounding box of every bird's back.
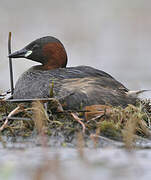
[13,66,137,110]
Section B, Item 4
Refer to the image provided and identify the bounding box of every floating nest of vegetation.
[0,97,151,147]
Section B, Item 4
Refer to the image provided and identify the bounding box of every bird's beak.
[8,48,32,58]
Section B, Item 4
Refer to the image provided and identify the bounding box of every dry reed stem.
[77,132,85,159]
[33,155,64,180]
[137,119,151,137]
[32,101,48,133]
[122,109,139,149]
[90,128,100,148]
[32,101,49,146]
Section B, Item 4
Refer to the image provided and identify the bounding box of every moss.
[98,121,122,140]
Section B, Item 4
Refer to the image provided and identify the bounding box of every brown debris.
[71,113,85,133]
[84,104,112,121]
[0,104,24,132]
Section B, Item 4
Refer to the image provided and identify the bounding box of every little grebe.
[9,36,137,110]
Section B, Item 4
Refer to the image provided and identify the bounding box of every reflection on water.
[0,135,151,180]
[0,144,151,180]
[0,0,151,98]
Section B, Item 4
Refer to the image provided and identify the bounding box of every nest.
[0,97,151,147]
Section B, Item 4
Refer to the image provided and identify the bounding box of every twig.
[8,32,14,95]
[71,113,85,133]
[0,105,23,131]
[1,116,32,121]
[5,98,61,103]
[88,113,105,122]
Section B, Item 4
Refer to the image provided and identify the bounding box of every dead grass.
[0,98,151,148]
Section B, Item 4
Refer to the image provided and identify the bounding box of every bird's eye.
[32,44,39,50]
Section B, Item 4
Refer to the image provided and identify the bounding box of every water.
[0,143,151,180]
[0,136,151,180]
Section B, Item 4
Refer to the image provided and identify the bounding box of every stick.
[1,116,32,121]
[0,105,21,131]
[71,113,86,133]
[8,32,14,95]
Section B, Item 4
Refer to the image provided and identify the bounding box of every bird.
[8,36,138,110]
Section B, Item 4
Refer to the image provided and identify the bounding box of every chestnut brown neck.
[42,42,67,70]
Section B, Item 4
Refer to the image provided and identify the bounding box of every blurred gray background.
[0,0,151,98]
